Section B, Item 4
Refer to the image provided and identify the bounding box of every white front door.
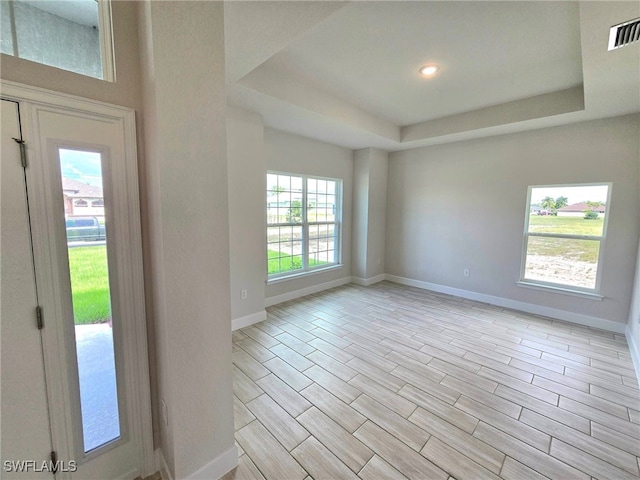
[1,99,54,477]
[1,83,153,479]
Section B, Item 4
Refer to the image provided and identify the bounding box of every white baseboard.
[265,277,351,307]
[385,274,627,334]
[232,310,267,331]
[351,274,386,287]
[155,448,173,480]
[186,444,238,480]
[626,323,640,385]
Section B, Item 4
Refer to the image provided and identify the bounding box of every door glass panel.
[59,148,120,453]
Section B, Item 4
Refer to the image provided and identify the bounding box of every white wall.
[264,127,353,301]
[227,107,267,323]
[387,115,640,328]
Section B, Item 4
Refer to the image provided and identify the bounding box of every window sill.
[266,264,343,285]
[516,281,604,301]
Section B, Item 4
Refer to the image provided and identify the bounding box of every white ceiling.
[225,1,640,151]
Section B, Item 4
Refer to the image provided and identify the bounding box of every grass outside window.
[522,184,610,292]
[68,245,111,324]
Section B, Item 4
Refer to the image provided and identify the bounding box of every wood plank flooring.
[224,282,640,480]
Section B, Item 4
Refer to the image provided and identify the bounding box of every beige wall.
[387,115,640,326]
[227,107,267,320]
[264,127,354,300]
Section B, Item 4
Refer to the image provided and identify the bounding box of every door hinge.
[50,451,58,474]
[36,306,43,330]
[12,137,26,168]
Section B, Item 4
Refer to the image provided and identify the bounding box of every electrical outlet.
[241,289,248,299]
[463,268,470,277]
[161,398,168,427]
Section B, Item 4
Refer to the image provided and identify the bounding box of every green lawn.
[527,215,603,263]
[528,215,604,236]
[268,250,327,275]
[68,245,111,324]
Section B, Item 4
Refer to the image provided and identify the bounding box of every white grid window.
[520,183,611,293]
[267,172,341,279]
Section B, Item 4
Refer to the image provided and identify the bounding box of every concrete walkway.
[75,324,120,452]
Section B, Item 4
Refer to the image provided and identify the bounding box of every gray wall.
[227,107,267,320]
[629,240,640,349]
[137,2,234,478]
[627,131,640,375]
[386,115,640,326]
[365,149,388,278]
[352,148,388,280]
[264,127,353,300]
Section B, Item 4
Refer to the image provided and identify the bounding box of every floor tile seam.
[235,419,311,480]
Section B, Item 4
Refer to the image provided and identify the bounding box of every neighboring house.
[530,204,543,214]
[62,177,105,217]
[557,202,606,217]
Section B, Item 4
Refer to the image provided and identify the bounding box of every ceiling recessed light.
[419,64,440,76]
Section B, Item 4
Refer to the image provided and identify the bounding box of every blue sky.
[59,149,103,187]
[530,185,609,205]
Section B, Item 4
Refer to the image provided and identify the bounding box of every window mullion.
[528,232,603,241]
[302,176,309,271]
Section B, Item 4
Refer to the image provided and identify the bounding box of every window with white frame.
[267,172,341,279]
[520,183,611,292]
[0,0,115,81]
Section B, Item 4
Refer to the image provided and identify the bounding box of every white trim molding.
[0,79,154,478]
[386,274,627,334]
[626,324,640,385]
[265,277,351,307]
[351,274,386,287]
[232,310,267,331]
[186,444,238,480]
[155,448,173,480]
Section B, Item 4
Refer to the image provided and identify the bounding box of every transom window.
[267,172,341,280]
[1,0,115,81]
[521,183,611,293]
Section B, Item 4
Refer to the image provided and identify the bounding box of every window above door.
[0,0,115,81]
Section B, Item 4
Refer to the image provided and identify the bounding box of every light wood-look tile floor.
[224,282,640,480]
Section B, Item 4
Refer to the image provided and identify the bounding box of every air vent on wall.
[608,17,640,51]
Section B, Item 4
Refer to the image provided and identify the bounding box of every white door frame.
[0,80,154,479]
